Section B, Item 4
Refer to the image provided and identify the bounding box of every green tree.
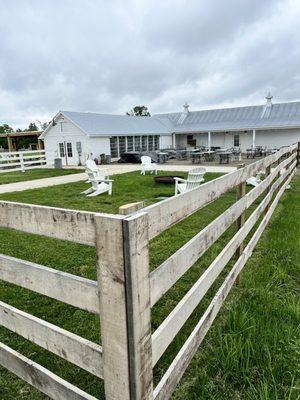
[127,106,151,116]
[0,124,14,134]
[27,122,38,131]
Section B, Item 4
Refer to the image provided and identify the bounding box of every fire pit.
[154,175,184,184]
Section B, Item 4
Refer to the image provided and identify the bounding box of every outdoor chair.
[82,161,113,196]
[174,167,206,195]
[246,172,262,187]
[140,156,157,175]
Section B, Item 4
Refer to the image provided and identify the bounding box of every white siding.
[43,115,88,166]
[87,137,111,159]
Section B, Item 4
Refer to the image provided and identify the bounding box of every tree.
[27,122,38,131]
[127,106,151,117]
[0,124,14,134]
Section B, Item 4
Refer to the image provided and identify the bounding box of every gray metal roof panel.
[61,111,172,136]
[155,101,300,132]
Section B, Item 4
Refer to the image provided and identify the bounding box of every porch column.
[208,131,211,151]
[252,129,256,149]
[7,135,13,152]
[172,133,176,148]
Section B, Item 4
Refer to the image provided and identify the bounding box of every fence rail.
[0,149,47,173]
[0,143,298,399]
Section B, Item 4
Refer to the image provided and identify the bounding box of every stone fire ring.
[154,175,184,184]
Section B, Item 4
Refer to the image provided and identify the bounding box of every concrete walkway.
[0,164,235,194]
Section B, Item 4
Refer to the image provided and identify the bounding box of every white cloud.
[0,0,299,128]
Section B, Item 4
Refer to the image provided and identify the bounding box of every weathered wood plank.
[0,342,97,400]
[144,145,296,239]
[0,253,99,313]
[95,214,131,399]
[122,213,153,400]
[0,301,103,378]
[153,169,295,400]
[149,153,296,306]
[0,201,97,245]
[151,161,296,366]
[235,163,246,284]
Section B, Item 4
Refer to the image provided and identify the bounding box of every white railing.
[0,150,47,173]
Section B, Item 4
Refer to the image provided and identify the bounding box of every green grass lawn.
[0,172,299,399]
[0,168,82,185]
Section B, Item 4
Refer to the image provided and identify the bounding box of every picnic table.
[218,152,232,164]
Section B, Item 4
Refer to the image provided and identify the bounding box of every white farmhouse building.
[40,95,300,165]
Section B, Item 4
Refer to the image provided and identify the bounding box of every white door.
[58,141,77,165]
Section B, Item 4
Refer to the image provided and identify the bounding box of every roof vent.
[178,102,190,124]
[261,92,273,118]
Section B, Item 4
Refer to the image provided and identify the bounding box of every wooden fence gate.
[0,143,298,399]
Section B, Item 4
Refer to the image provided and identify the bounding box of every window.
[110,137,118,157]
[127,136,133,151]
[66,142,73,157]
[154,135,160,150]
[134,136,141,151]
[59,143,65,157]
[119,137,126,155]
[148,136,154,151]
[234,134,240,147]
[142,136,147,151]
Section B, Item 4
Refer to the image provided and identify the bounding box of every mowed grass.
[0,172,299,399]
[0,168,82,185]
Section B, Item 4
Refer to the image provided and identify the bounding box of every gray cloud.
[0,0,299,128]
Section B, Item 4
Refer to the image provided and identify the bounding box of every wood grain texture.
[153,169,295,400]
[143,145,296,239]
[0,253,99,313]
[150,153,296,306]
[0,342,97,400]
[95,214,131,400]
[151,161,296,366]
[123,213,153,400]
[0,301,103,378]
[0,201,97,245]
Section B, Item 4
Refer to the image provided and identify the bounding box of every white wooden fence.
[0,143,298,399]
[0,150,47,173]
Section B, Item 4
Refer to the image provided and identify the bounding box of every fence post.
[236,163,246,284]
[19,153,25,173]
[95,214,131,400]
[297,142,300,166]
[122,212,153,400]
[95,212,153,400]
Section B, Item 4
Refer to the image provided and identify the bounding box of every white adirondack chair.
[82,161,113,196]
[246,172,262,187]
[174,167,206,195]
[140,156,157,175]
[85,160,109,181]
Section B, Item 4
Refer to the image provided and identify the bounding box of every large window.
[109,135,160,157]
[110,137,118,157]
[148,136,154,151]
[142,136,147,151]
[127,136,133,151]
[134,136,141,151]
[119,137,126,155]
[234,134,240,147]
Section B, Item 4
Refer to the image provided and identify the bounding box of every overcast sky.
[1,0,300,129]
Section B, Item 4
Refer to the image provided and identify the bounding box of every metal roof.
[42,100,300,139]
[61,111,172,136]
[155,101,300,132]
